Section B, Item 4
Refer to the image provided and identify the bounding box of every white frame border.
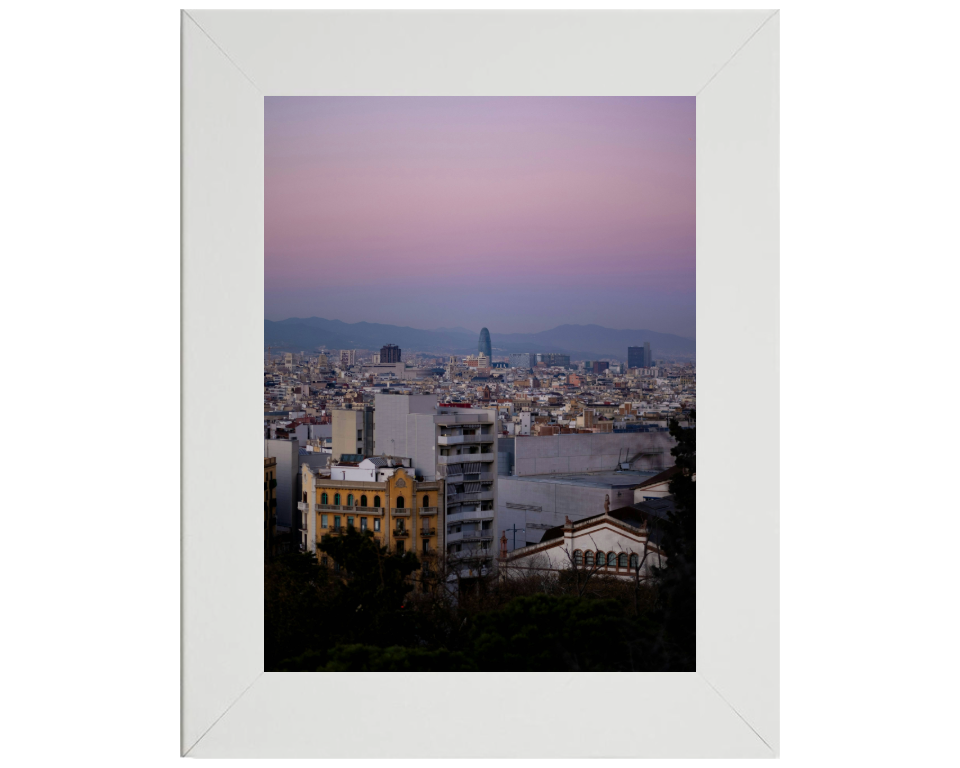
[182,9,779,758]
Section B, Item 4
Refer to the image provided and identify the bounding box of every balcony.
[393,529,410,538]
[446,507,495,524]
[418,527,437,537]
[437,433,494,446]
[447,490,495,505]
[438,452,494,465]
[391,508,411,517]
[297,502,308,511]
[419,506,439,516]
[317,504,384,516]
[446,529,495,545]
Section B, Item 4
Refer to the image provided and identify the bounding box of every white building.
[499,504,666,582]
[374,393,499,571]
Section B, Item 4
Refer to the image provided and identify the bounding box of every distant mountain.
[264,317,695,361]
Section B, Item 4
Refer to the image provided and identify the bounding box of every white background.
[3,1,957,766]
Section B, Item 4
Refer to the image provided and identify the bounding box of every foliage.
[266,418,696,672]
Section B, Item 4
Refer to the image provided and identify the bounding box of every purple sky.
[265,97,695,338]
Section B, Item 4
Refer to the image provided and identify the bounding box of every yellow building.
[264,457,278,560]
[302,457,444,584]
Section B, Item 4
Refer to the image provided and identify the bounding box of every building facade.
[627,343,653,369]
[499,506,666,582]
[374,393,499,573]
[478,327,492,360]
[508,352,536,369]
[380,344,402,363]
[331,406,375,459]
[301,458,444,584]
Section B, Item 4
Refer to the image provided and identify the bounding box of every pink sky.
[265,97,695,337]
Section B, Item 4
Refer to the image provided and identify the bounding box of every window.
[619,553,629,568]
[334,516,341,529]
[608,552,617,567]
[360,495,367,507]
[347,516,354,529]
[584,550,595,567]
[346,494,354,506]
[373,495,380,508]
[321,492,328,505]
[374,519,380,532]
[396,519,405,532]
[321,514,328,528]
[321,556,328,567]
[573,550,583,566]
[334,493,341,505]
[396,541,405,554]
[630,553,639,569]
[597,551,606,566]
[422,494,429,507]
[360,517,367,531]
[422,540,429,553]
[396,496,404,508]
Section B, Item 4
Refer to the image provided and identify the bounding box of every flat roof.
[508,469,659,489]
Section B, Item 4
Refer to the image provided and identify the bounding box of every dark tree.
[652,411,696,669]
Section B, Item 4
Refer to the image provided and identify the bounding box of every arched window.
[334,493,341,506]
[396,496,405,509]
[422,494,429,507]
[373,495,381,508]
[360,495,368,507]
[321,492,328,505]
[584,550,594,567]
[608,552,617,568]
[597,551,606,567]
[629,553,639,569]
[573,550,583,567]
[619,553,629,568]
[346,494,354,507]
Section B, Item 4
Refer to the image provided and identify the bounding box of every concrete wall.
[513,431,675,477]
[264,438,299,528]
[497,476,632,550]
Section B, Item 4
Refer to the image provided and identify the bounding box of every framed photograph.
[183,9,778,758]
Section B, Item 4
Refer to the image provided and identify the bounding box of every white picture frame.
[182,9,779,758]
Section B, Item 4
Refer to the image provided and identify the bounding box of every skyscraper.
[478,327,492,361]
[380,344,402,363]
[628,343,653,369]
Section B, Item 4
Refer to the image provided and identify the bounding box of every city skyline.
[265,97,696,337]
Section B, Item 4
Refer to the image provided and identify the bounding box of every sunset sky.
[265,97,695,338]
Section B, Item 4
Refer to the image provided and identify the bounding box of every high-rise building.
[374,393,498,574]
[478,327,492,361]
[508,352,535,369]
[628,343,653,369]
[380,344,402,363]
[540,353,570,368]
[593,361,610,374]
[339,349,356,367]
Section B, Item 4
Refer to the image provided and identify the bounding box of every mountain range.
[264,317,695,361]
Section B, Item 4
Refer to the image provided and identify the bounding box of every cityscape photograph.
[264,97,696,672]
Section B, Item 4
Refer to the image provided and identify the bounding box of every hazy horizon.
[265,314,696,342]
[266,97,695,337]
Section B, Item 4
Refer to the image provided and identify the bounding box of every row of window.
[319,514,435,538]
[572,550,640,569]
[319,493,431,508]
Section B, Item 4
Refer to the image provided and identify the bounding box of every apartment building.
[331,406,375,458]
[374,393,499,574]
[301,457,444,584]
